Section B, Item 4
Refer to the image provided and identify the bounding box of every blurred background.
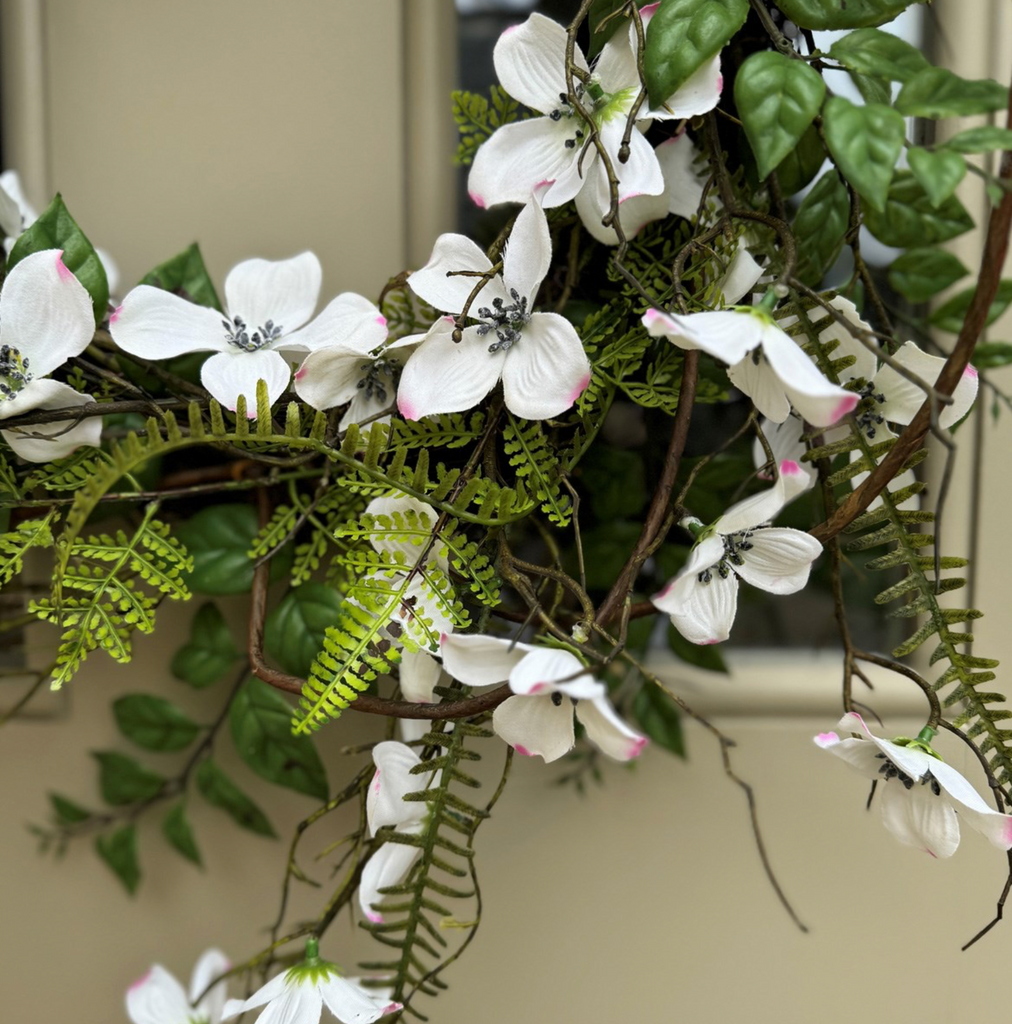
[2,1,1012,1020]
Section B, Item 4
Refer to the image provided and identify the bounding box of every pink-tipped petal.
[200,348,291,415]
[493,12,586,113]
[576,697,648,762]
[282,290,388,356]
[441,632,535,688]
[492,693,576,762]
[109,283,226,361]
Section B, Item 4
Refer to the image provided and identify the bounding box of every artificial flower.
[652,459,822,644]
[0,248,101,462]
[359,740,437,924]
[398,197,590,420]
[396,649,445,744]
[222,938,400,1024]
[467,8,721,217]
[110,252,387,414]
[815,712,1012,859]
[440,632,647,762]
[126,947,230,1024]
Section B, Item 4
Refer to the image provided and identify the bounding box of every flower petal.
[926,757,1012,851]
[221,971,290,1019]
[830,712,936,783]
[646,309,763,365]
[726,352,792,424]
[715,458,810,534]
[0,249,96,375]
[0,176,24,238]
[492,693,575,762]
[200,348,292,414]
[223,252,321,334]
[125,965,192,1024]
[368,741,429,832]
[593,17,639,95]
[715,245,763,306]
[399,650,442,704]
[502,197,551,306]
[575,176,669,245]
[779,296,878,383]
[440,631,535,688]
[396,322,507,420]
[651,534,725,617]
[110,284,227,360]
[190,948,231,1022]
[655,134,707,220]
[407,234,503,315]
[575,697,648,761]
[359,837,424,924]
[751,416,812,484]
[500,312,590,419]
[508,647,604,700]
[0,379,102,462]
[493,12,585,113]
[650,55,722,120]
[363,495,439,563]
[874,340,978,428]
[320,975,402,1024]
[879,779,960,858]
[282,292,388,355]
[813,732,884,779]
[258,983,321,1024]
[293,346,372,411]
[733,526,822,595]
[663,568,738,645]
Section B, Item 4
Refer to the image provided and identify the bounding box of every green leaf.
[863,170,974,248]
[171,602,239,688]
[943,127,1012,154]
[644,0,749,107]
[177,504,290,595]
[580,521,642,590]
[7,194,108,323]
[929,281,1012,334]
[139,242,222,311]
[828,27,929,82]
[95,825,141,895]
[887,248,969,303]
[849,71,891,107]
[822,97,904,212]
[906,147,966,208]
[264,582,343,679]
[896,68,1009,118]
[632,685,685,757]
[92,751,165,806]
[667,621,728,672]
[735,51,826,180]
[587,0,629,59]
[195,759,275,837]
[793,170,850,285]
[230,678,328,800]
[112,694,200,752]
[578,445,646,521]
[771,123,826,196]
[776,0,927,29]
[162,801,202,866]
[972,342,1012,370]
[49,792,92,824]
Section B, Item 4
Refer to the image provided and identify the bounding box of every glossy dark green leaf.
[113,694,200,752]
[95,825,141,895]
[896,68,1008,118]
[49,792,91,824]
[92,751,165,806]
[771,123,826,196]
[849,71,891,107]
[162,801,202,866]
[138,242,222,310]
[735,51,826,180]
[972,342,1012,370]
[171,602,238,688]
[632,684,685,756]
[863,170,974,248]
[943,127,1012,154]
[929,280,1012,334]
[587,0,629,59]
[906,147,966,209]
[823,97,904,212]
[7,194,108,323]
[667,621,728,672]
[793,170,850,285]
[230,678,328,800]
[828,27,929,82]
[644,0,749,107]
[264,582,343,679]
[196,759,275,837]
[887,248,969,303]
[177,504,290,595]
[776,0,926,29]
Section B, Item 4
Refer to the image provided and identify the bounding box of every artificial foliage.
[3,1,1012,1021]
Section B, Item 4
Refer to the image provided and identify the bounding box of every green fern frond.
[0,510,57,586]
[502,414,570,526]
[451,86,522,166]
[392,413,486,450]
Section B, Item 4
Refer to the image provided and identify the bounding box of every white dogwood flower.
[815,712,1012,859]
[110,252,387,414]
[399,197,590,421]
[440,632,647,762]
[126,947,230,1024]
[0,249,101,462]
[468,9,721,217]
[222,938,400,1024]
[652,460,822,644]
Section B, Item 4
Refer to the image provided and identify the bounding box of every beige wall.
[3,2,1012,1023]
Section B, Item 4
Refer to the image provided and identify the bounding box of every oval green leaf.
[735,51,826,181]
[906,147,967,209]
[171,602,238,688]
[896,68,1009,118]
[632,683,685,757]
[139,242,222,311]
[92,751,165,806]
[776,0,927,29]
[828,27,929,82]
[972,342,1012,370]
[943,127,1012,154]
[929,280,1012,335]
[264,582,343,679]
[863,170,974,248]
[644,0,749,108]
[887,248,969,304]
[95,825,141,895]
[770,123,826,196]
[196,759,275,837]
[162,801,202,866]
[823,97,904,212]
[793,170,850,285]
[113,694,200,751]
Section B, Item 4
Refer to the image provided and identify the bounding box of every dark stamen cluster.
[0,343,31,401]
[223,315,283,352]
[357,357,398,404]
[854,380,887,438]
[697,530,756,585]
[548,88,589,150]
[476,289,531,354]
[874,753,942,794]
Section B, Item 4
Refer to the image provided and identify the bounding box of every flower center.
[0,344,32,401]
[874,753,942,795]
[223,315,283,352]
[476,289,531,354]
[357,357,398,404]
[696,530,756,584]
[854,380,887,438]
